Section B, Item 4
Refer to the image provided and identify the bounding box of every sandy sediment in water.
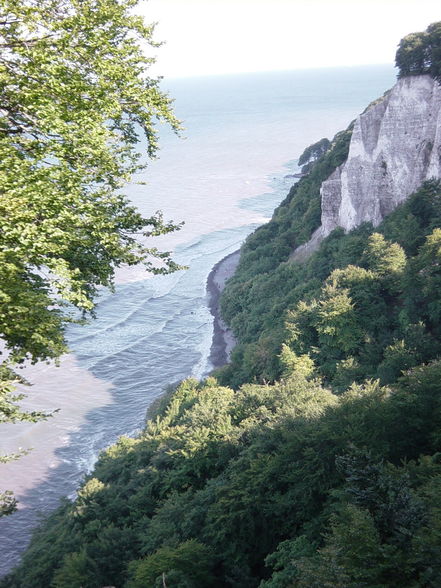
[206,251,240,369]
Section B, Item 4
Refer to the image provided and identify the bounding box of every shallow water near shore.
[0,65,396,575]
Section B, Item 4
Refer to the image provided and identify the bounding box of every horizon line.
[156,62,396,82]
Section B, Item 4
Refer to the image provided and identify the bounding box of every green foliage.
[0,0,181,366]
[52,550,98,588]
[126,540,216,588]
[219,179,441,389]
[396,32,430,77]
[297,137,331,174]
[362,232,406,277]
[222,126,352,289]
[278,345,315,380]
[292,450,441,587]
[0,491,17,517]
[395,22,441,81]
[219,126,353,386]
[0,0,182,513]
[294,505,385,587]
[261,536,316,587]
[8,363,441,587]
[6,364,441,587]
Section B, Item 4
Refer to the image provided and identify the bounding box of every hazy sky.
[138,0,441,78]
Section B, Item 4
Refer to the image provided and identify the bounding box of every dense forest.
[4,20,441,588]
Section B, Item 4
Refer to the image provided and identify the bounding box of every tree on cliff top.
[395,21,441,82]
[0,0,181,513]
[297,137,331,174]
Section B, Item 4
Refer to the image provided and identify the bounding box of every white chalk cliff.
[292,74,441,260]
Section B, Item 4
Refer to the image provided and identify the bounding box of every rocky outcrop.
[292,74,441,260]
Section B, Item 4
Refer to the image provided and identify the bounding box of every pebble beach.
[206,251,240,369]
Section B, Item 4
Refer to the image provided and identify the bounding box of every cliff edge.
[292,74,441,260]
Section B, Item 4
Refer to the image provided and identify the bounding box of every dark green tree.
[297,138,331,174]
[396,32,430,76]
[52,550,98,588]
[126,540,217,588]
[395,22,441,81]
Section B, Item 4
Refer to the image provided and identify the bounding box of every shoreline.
[206,250,241,369]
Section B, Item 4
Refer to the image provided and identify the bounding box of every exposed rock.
[292,74,441,260]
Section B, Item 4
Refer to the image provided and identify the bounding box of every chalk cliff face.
[293,75,441,259]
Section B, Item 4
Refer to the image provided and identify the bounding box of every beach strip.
[206,250,240,369]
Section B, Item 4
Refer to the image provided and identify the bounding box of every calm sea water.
[0,65,396,574]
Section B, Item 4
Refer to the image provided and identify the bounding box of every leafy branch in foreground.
[0,0,182,513]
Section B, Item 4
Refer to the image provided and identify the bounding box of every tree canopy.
[297,137,331,174]
[0,0,181,510]
[395,21,441,81]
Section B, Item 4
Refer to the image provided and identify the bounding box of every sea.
[0,65,396,575]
